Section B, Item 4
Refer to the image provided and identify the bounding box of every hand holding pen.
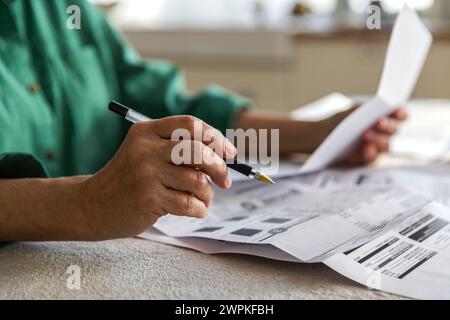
[109,101,274,184]
[79,108,263,239]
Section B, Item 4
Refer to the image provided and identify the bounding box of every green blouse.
[0,0,248,179]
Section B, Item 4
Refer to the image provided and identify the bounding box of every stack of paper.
[140,6,450,300]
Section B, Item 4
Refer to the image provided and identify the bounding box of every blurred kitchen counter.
[122,24,450,112]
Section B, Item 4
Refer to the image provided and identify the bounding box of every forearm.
[0,176,90,242]
[232,110,327,154]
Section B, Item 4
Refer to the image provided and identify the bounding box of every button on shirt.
[0,0,249,179]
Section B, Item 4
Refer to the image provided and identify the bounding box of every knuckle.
[209,128,222,142]
[202,144,217,162]
[180,115,201,133]
[193,140,205,158]
[193,140,205,151]
[183,194,195,211]
[201,143,212,157]
[193,170,208,189]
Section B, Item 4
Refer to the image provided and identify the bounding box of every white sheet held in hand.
[300,5,433,174]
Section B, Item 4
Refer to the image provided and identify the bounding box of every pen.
[109,101,275,184]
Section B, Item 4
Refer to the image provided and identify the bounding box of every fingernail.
[225,140,237,158]
[226,176,232,188]
[397,109,406,119]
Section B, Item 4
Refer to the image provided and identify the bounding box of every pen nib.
[258,174,276,185]
[251,169,276,184]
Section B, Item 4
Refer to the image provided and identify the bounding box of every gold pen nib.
[257,174,276,185]
[251,170,276,184]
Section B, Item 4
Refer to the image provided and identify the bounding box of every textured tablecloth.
[0,238,403,300]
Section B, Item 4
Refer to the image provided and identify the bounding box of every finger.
[343,141,376,166]
[390,108,408,121]
[167,140,231,189]
[364,131,390,152]
[163,188,208,218]
[362,142,379,163]
[342,149,366,166]
[374,117,398,135]
[150,116,237,159]
[161,166,214,207]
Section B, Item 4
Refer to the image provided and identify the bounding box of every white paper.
[143,163,450,298]
[140,228,301,263]
[299,5,432,175]
[325,202,450,300]
[377,6,433,106]
[290,92,354,121]
[153,171,431,262]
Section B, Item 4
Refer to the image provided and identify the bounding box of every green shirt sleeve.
[85,3,250,134]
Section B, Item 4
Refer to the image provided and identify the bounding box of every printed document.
[141,167,450,299]
[139,7,447,299]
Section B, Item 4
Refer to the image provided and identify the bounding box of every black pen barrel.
[227,161,253,176]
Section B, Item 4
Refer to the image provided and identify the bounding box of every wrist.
[76,175,100,239]
[47,176,93,240]
[36,176,93,240]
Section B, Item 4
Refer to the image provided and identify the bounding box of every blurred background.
[90,0,450,112]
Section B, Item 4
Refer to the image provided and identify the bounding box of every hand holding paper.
[300,5,433,174]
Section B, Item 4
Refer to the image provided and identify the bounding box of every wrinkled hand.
[79,116,236,240]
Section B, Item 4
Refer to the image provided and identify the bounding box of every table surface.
[3,100,449,300]
[0,239,403,300]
